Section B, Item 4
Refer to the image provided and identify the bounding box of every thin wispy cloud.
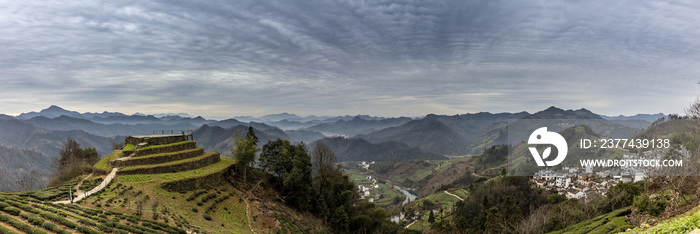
[2,0,699,117]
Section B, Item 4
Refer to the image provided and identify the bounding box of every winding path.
[54,168,119,204]
[405,220,417,229]
[244,196,257,234]
[444,191,464,201]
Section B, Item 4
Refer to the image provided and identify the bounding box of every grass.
[94,151,119,172]
[123,144,136,151]
[548,207,632,234]
[139,141,194,151]
[117,174,152,183]
[372,183,404,207]
[119,152,219,173]
[436,160,453,173]
[627,204,700,234]
[451,189,469,199]
[344,168,405,207]
[412,168,433,181]
[127,147,202,161]
[116,157,235,184]
[420,192,461,210]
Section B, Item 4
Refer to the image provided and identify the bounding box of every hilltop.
[0,134,330,233]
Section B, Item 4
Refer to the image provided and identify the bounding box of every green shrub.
[76,225,101,234]
[20,213,44,226]
[37,211,77,229]
[187,191,207,201]
[201,193,217,203]
[634,193,668,216]
[2,207,20,216]
[192,207,198,213]
[203,213,212,221]
[0,213,46,234]
[41,222,70,234]
[0,223,19,234]
[78,218,98,227]
[96,224,115,233]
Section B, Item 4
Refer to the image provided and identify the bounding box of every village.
[531,147,690,200]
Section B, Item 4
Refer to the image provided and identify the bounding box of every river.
[396,186,418,205]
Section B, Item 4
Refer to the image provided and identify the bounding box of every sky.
[2,0,700,118]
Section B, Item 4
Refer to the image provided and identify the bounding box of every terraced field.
[98,139,235,192]
[1,136,330,233]
[0,193,186,234]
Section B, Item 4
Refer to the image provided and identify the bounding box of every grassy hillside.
[548,207,633,234]
[0,137,332,233]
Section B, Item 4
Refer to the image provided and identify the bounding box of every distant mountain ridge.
[523,106,602,119]
[6,105,650,160]
[305,116,412,137]
[314,137,446,162]
[356,107,643,156]
[600,113,666,122]
[359,111,530,155]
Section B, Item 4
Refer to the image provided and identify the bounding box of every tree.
[49,138,99,187]
[15,173,32,191]
[57,138,83,168]
[259,139,293,180]
[331,206,349,231]
[312,142,336,172]
[246,126,259,145]
[428,210,436,223]
[312,142,336,196]
[231,128,259,183]
[282,143,313,210]
[484,206,501,232]
[82,148,100,165]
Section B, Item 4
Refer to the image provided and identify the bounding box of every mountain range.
[0,105,664,191]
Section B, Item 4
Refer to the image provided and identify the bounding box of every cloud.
[1,0,700,116]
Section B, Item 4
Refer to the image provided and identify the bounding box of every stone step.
[111,147,205,167]
[134,141,197,157]
[160,157,236,192]
[118,152,221,175]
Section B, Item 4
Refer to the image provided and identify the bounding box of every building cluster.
[532,148,689,200]
[355,161,383,202]
[532,167,624,200]
[358,161,375,170]
[357,175,381,202]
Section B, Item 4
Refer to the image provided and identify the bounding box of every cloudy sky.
[2,0,700,117]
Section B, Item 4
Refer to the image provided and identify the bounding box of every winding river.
[396,186,418,205]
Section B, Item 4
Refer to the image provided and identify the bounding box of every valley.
[5,105,700,233]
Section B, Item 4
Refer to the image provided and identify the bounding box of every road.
[444,190,464,201]
[54,168,119,204]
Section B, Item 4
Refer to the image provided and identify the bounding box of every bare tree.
[111,140,125,150]
[312,142,336,172]
[516,205,550,234]
[15,172,34,191]
[312,142,337,195]
[30,170,46,189]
